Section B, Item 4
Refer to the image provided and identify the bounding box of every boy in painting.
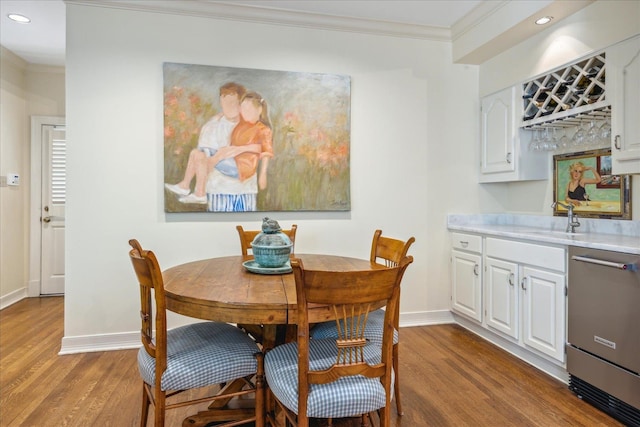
[164,82,246,204]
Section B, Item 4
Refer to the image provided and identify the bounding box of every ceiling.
[0,0,484,67]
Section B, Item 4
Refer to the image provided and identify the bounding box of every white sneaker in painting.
[165,183,190,196]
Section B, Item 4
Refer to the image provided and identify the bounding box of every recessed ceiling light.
[535,16,553,25]
[8,13,31,23]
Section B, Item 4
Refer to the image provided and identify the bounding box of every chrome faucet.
[552,202,580,233]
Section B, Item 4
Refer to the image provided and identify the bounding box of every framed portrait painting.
[553,148,632,219]
[163,62,351,213]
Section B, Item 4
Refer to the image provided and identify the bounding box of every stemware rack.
[521,52,610,129]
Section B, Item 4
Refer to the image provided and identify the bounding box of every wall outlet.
[7,173,19,186]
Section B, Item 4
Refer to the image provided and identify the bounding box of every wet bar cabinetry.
[479,87,548,183]
[451,232,483,322]
[450,232,566,367]
[479,35,640,182]
[609,35,640,174]
[484,238,566,363]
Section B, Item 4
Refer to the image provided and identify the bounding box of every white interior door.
[41,125,66,295]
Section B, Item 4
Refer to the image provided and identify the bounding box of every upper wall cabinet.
[609,35,640,174]
[479,87,548,183]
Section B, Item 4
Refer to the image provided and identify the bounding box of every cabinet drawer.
[451,232,482,253]
[486,237,565,272]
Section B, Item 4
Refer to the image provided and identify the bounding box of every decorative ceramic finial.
[261,217,282,233]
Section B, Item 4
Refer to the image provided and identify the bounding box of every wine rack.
[522,52,610,128]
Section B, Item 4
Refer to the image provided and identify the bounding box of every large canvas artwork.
[163,62,351,213]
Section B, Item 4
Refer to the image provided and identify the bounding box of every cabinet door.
[610,35,640,174]
[451,250,482,322]
[480,87,515,175]
[485,257,519,339]
[521,266,566,362]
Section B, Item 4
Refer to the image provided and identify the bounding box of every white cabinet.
[609,35,640,174]
[521,266,566,362]
[485,257,519,339]
[479,87,548,183]
[450,232,482,323]
[484,237,566,363]
[480,87,515,177]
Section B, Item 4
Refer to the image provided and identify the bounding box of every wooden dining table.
[162,253,386,427]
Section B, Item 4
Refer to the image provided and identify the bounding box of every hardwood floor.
[0,297,623,426]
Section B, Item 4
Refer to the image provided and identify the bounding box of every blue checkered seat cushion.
[138,321,260,391]
[265,338,393,419]
[310,309,398,347]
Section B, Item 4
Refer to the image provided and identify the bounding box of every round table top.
[163,254,384,325]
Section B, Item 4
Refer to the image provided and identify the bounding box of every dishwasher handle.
[571,255,638,271]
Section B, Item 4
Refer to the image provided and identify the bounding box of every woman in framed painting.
[565,161,602,206]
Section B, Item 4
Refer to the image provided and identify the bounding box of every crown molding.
[65,0,452,41]
[451,0,509,43]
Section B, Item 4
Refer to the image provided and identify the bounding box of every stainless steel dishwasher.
[567,246,640,426]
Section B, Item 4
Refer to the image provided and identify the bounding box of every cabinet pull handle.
[506,152,512,163]
[460,241,469,248]
[520,277,527,291]
[508,273,514,286]
[473,264,479,276]
[614,135,621,150]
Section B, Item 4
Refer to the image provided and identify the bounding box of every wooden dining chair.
[128,239,265,427]
[264,256,414,427]
[236,224,298,260]
[310,230,415,415]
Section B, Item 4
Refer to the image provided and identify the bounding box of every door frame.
[28,116,65,297]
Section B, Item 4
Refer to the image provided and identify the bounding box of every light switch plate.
[7,173,19,186]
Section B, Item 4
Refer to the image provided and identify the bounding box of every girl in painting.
[205,91,274,211]
[565,161,601,206]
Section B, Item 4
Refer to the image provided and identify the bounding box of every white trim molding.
[59,331,141,355]
[0,287,28,310]
[66,0,451,41]
[400,309,455,328]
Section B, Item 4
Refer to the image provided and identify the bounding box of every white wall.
[0,47,65,308]
[64,3,483,343]
[0,49,28,307]
[478,0,640,217]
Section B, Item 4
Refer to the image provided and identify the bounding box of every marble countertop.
[448,214,640,255]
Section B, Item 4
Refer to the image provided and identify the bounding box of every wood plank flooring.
[0,297,623,426]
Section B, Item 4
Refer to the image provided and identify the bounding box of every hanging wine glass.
[599,118,611,144]
[586,120,599,146]
[572,120,587,146]
[549,127,560,151]
[558,128,570,149]
[529,128,541,151]
[542,127,555,151]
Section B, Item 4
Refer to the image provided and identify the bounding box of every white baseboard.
[59,331,141,355]
[58,309,454,354]
[399,309,455,327]
[0,287,28,310]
